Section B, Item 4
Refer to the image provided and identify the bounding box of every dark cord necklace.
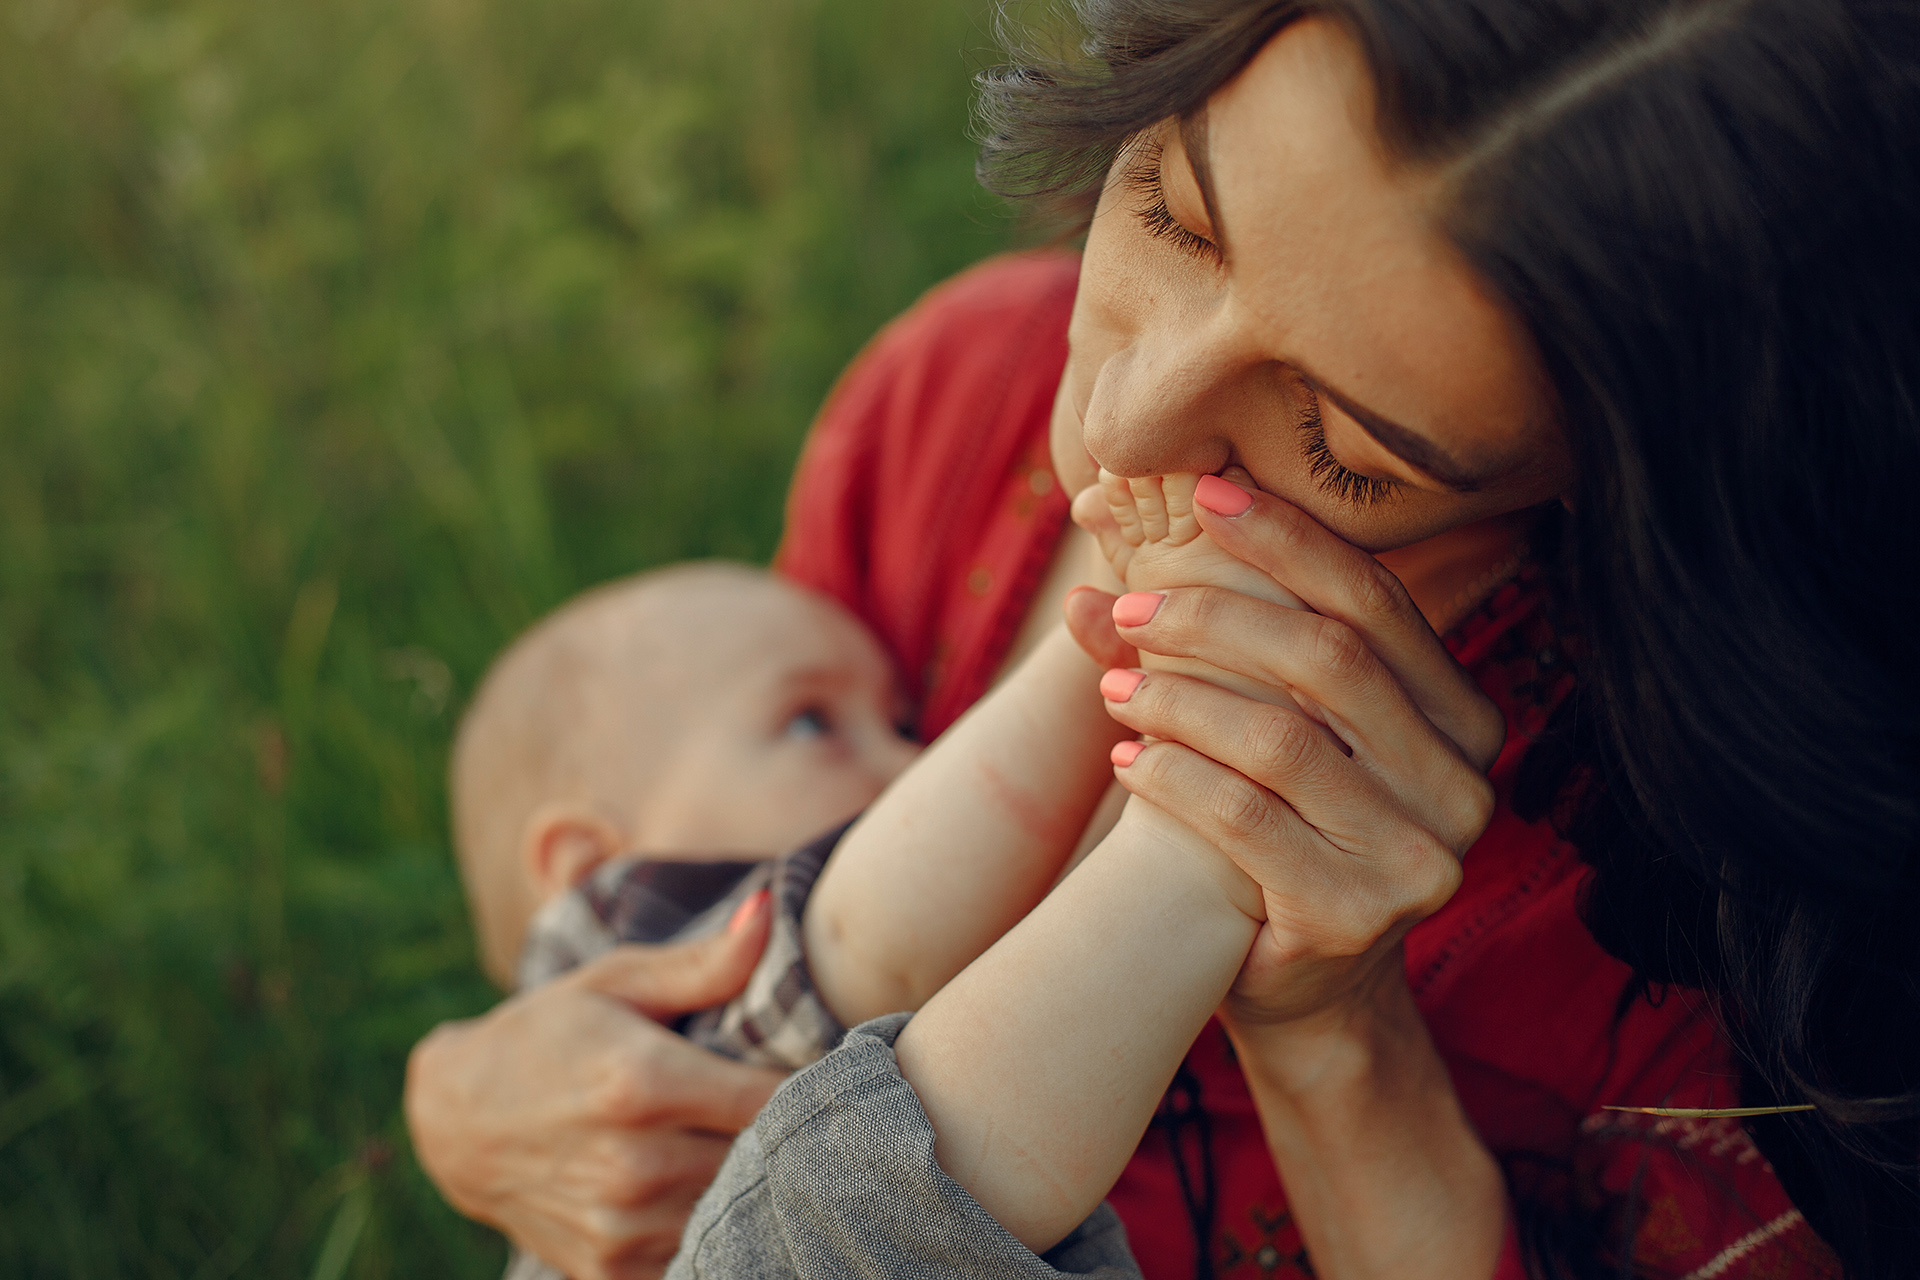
[1151,1060,1219,1280]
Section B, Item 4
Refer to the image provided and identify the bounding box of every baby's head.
[451,562,919,985]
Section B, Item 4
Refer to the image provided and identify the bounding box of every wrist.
[1109,798,1265,926]
[1226,972,1508,1279]
[1222,962,1427,1101]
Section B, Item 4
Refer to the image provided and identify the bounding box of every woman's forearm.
[893,799,1263,1254]
[1226,974,1508,1280]
[806,625,1129,1026]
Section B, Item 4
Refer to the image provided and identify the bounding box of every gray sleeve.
[668,1013,1141,1280]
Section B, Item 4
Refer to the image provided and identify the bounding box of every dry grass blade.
[1603,1104,1818,1118]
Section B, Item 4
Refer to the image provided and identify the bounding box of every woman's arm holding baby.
[406,920,785,1280]
[804,617,1130,1025]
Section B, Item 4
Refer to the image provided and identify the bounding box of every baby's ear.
[521,805,625,900]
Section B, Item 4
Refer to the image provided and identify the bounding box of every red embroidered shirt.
[776,252,1839,1280]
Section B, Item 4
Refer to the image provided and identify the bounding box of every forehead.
[644,578,886,684]
[1206,18,1549,473]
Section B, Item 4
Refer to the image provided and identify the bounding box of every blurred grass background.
[0,0,1016,1273]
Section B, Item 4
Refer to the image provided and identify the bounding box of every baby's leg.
[1073,469,1305,709]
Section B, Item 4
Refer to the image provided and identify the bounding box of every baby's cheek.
[747,762,878,847]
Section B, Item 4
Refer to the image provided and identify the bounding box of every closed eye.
[1295,384,1402,508]
[1122,142,1221,265]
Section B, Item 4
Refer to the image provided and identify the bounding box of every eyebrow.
[1178,112,1498,494]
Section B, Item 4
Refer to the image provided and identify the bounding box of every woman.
[406,0,1920,1276]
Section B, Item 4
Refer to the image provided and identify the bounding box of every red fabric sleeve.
[1492,1219,1529,1280]
[776,251,1078,741]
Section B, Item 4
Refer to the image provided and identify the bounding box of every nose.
[1077,301,1267,479]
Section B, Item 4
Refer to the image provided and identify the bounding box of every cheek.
[1049,378,1099,495]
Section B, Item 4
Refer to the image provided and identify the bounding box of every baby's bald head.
[451,563,917,985]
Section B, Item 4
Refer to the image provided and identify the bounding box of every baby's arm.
[804,621,1131,1026]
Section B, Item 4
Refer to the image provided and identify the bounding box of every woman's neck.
[1375,510,1533,637]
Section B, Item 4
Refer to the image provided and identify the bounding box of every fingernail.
[1111,740,1145,768]
[727,888,770,934]
[1195,474,1254,517]
[1099,668,1146,702]
[1112,591,1165,627]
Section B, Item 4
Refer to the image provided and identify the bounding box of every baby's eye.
[785,706,833,741]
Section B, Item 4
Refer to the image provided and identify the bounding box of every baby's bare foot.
[1072,469,1305,708]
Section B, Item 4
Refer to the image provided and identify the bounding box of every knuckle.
[1399,829,1465,917]
[1344,557,1411,622]
[604,1147,673,1206]
[1130,740,1182,791]
[1166,587,1226,648]
[1267,500,1315,554]
[1317,877,1391,956]
[581,1211,641,1269]
[1451,773,1497,846]
[1307,617,1372,685]
[1209,772,1278,844]
[1243,709,1319,782]
[592,1057,662,1126]
[1326,911,1386,958]
[1418,856,1466,918]
[1467,701,1507,769]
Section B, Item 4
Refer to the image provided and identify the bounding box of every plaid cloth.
[504,824,852,1280]
[516,821,851,1069]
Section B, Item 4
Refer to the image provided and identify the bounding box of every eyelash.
[1121,143,1221,264]
[1297,395,1401,507]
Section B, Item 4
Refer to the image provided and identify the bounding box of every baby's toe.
[1100,469,1147,547]
[1161,474,1202,545]
[1128,475,1172,543]
[1072,483,1119,540]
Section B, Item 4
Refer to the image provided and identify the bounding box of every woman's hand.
[404,909,785,1280]
[1076,484,1515,1278]
[1083,482,1505,1036]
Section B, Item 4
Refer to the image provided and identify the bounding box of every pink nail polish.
[1099,668,1146,702]
[727,888,770,934]
[1111,591,1165,628]
[1195,474,1254,516]
[1111,740,1145,768]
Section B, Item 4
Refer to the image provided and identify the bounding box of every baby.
[450,562,920,992]
[455,470,1305,1274]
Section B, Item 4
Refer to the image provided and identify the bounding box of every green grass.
[0,0,1015,1273]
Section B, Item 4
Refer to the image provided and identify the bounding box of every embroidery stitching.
[1680,1210,1805,1280]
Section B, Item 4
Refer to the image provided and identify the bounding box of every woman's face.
[1051,17,1572,552]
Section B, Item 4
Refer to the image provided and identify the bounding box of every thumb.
[567,888,773,1021]
[1064,585,1137,671]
